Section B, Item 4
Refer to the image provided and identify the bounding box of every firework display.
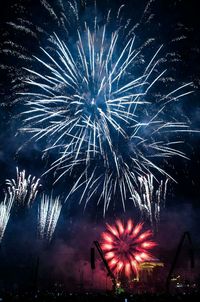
[38,194,62,241]
[0,0,198,242]
[19,8,193,214]
[101,219,157,277]
[0,193,14,242]
[6,167,41,207]
[0,0,199,295]
[0,0,196,219]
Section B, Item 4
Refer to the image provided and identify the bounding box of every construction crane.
[166,231,195,293]
[92,240,117,291]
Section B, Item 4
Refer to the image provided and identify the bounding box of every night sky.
[0,0,200,290]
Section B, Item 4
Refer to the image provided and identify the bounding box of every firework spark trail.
[0,192,14,242]
[6,167,41,207]
[65,168,169,220]
[132,175,169,225]
[38,194,62,241]
[101,219,157,277]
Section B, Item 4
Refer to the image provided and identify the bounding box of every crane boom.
[93,240,117,291]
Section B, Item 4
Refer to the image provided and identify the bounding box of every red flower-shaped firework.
[101,219,157,277]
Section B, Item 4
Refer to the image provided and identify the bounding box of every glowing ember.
[101,219,157,277]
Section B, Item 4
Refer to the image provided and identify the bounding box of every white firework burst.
[6,167,41,207]
[21,28,193,177]
[20,25,193,213]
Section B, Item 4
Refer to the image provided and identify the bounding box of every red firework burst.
[101,219,157,277]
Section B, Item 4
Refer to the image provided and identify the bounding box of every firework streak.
[0,193,14,242]
[133,175,169,225]
[38,194,62,242]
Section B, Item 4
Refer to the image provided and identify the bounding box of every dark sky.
[0,0,200,290]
